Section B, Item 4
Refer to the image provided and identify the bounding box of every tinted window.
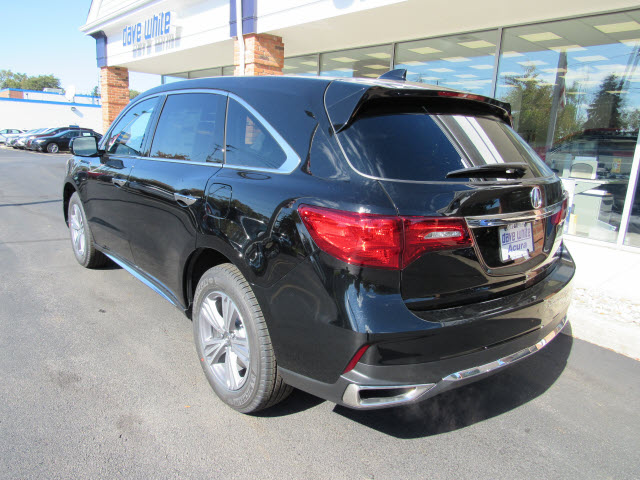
[225,98,286,170]
[106,97,158,156]
[338,103,553,181]
[150,93,226,163]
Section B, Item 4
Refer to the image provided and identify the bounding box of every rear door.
[332,94,567,310]
[125,91,227,298]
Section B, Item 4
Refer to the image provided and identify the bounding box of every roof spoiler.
[325,81,512,133]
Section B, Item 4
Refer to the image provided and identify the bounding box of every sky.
[0,0,161,95]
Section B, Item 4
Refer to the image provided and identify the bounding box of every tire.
[193,264,292,413]
[67,192,107,268]
[46,143,59,153]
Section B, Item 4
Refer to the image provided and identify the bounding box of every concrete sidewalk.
[564,237,640,360]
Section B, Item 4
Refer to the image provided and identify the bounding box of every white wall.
[0,100,103,133]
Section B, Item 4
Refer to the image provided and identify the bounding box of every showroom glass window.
[495,11,640,244]
[320,45,393,78]
[394,30,499,96]
[284,55,319,76]
[225,98,286,170]
[150,93,226,163]
[106,97,158,156]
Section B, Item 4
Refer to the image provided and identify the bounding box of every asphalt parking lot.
[1,147,639,480]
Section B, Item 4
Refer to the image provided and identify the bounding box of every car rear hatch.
[326,80,568,313]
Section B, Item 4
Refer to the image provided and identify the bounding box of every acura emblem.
[530,187,543,209]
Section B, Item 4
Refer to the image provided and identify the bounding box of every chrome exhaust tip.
[342,383,436,409]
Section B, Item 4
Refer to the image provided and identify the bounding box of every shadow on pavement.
[253,388,326,417]
[332,327,573,438]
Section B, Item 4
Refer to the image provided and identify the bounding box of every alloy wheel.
[198,291,250,391]
[69,204,86,257]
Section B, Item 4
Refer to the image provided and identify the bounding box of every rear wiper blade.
[446,162,528,179]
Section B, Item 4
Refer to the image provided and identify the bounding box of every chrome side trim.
[465,202,562,228]
[104,253,180,309]
[342,383,436,409]
[442,315,568,382]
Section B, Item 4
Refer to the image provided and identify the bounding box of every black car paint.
[63,76,574,403]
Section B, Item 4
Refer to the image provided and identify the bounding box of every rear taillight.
[551,198,569,226]
[297,205,402,269]
[298,205,473,270]
[403,217,472,267]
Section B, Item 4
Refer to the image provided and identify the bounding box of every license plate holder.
[499,222,534,262]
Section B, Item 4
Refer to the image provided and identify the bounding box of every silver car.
[0,129,24,144]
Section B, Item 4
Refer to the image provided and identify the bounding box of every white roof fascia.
[80,0,163,34]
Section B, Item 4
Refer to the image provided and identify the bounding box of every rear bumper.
[277,246,574,409]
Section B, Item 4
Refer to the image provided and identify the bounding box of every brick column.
[99,66,129,133]
[234,33,284,76]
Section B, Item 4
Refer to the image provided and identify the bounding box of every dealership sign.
[122,11,177,47]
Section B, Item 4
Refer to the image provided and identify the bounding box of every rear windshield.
[337,104,553,182]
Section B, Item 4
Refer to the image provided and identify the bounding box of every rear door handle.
[112,178,127,187]
[174,193,199,206]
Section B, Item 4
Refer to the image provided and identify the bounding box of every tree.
[0,69,60,91]
[584,74,625,129]
[21,74,60,91]
[91,86,99,97]
[129,89,140,100]
[0,69,27,89]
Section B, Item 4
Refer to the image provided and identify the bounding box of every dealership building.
[81,0,640,250]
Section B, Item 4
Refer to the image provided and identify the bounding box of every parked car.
[31,129,101,153]
[12,128,51,148]
[0,129,24,144]
[63,75,574,413]
[25,126,83,151]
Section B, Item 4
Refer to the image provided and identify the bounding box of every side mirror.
[72,136,99,157]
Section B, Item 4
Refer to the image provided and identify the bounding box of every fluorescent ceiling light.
[300,61,317,66]
[366,52,391,59]
[500,71,520,76]
[538,82,556,86]
[519,32,562,42]
[331,57,357,63]
[429,67,454,72]
[605,90,628,94]
[501,51,525,58]
[283,65,295,70]
[442,56,471,62]
[501,85,517,88]
[455,74,477,78]
[594,63,627,71]
[400,60,426,66]
[577,80,600,85]
[408,46,442,55]
[458,40,495,49]
[575,55,608,62]
[548,45,586,52]
[364,64,390,70]
[518,60,547,66]
[362,73,380,78]
[567,91,584,95]
[594,21,640,33]
[470,64,494,70]
[542,68,567,74]
[620,38,640,46]
[333,67,353,72]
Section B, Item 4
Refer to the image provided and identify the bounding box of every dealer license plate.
[499,222,534,262]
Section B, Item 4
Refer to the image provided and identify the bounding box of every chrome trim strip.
[442,315,568,382]
[342,383,436,409]
[465,201,563,227]
[104,253,179,308]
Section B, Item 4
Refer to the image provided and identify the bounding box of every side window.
[106,97,158,156]
[225,98,287,170]
[150,93,226,163]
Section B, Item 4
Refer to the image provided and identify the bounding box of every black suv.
[63,75,574,413]
[31,128,101,153]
